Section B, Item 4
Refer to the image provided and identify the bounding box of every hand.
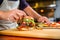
[38,16,51,24]
[0,9,27,22]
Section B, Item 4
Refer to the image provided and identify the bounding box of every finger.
[16,10,27,16]
[9,16,16,22]
[46,20,51,24]
[21,11,27,16]
[38,18,42,22]
[44,19,51,24]
[13,14,19,21]
[16,12,25,23]
[38,17,44,22]
[16,12,24,19]
[18,15,23,23]
[41,20,45,23]
[19,14,24,20]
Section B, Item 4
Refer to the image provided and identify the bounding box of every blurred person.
[47,11,54,22]
[0,0,50,30]
[54,0,60,22]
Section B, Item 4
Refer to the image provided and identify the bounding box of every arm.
[24,6,50,24]
[23,5,42,20]
[20,0,50,24]
[20,0,42,20]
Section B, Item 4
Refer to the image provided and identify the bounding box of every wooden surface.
[0,35,60,40]
[0,29,60,39]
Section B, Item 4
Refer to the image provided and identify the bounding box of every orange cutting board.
[0,29,60,39]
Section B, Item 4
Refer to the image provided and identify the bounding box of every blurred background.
[26,0,56,22]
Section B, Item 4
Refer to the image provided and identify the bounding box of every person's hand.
[0,9,27,22]
[38,16,51,24]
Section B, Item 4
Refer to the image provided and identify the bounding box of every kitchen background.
[26,0,56,22]
[26,0,56,16]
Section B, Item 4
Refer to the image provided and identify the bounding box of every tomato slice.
[50,22,57,27]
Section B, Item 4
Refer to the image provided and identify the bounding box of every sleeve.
[19,0,29,10]
[0,0,3,5]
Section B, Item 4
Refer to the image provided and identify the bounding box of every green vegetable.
[23,18,35,26]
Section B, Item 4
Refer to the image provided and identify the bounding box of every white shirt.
[0,0,20,30]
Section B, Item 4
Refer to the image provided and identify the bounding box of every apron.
[0,0,20,30]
